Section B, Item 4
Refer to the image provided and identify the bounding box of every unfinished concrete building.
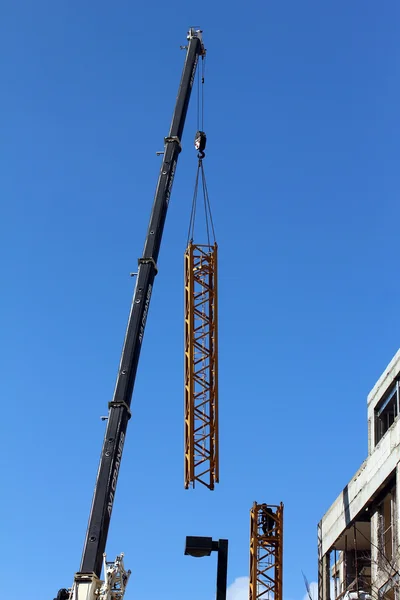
[318,350,400,600]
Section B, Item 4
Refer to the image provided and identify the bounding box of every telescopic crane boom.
[54,28,205,600]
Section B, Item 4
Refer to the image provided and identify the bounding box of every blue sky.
[1,2,400,600]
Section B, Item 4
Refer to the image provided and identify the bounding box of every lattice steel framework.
[184,242,219,490]
[249,502,284,600]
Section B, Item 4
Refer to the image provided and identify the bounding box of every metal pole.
[334,548,338,600]
[344,534,347,593]
[216,539,229,600]
[353,525,359,596]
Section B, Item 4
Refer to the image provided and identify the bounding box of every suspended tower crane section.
[184,241,219,489]
[249,502,284,600]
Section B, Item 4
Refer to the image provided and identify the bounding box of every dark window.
[375,381,399,445]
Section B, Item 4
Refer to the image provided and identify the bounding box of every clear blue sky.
[1,2,399,600]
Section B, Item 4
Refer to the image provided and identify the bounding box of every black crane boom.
[79,29,204,578]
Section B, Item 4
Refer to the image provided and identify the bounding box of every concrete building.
[318,350,400,600]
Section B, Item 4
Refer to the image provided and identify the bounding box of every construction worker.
[261,505,275,537]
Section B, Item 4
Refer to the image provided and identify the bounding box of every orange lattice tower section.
[184,242,219,490]
[249,502,284,600]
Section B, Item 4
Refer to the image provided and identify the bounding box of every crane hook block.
[194,130,207,158]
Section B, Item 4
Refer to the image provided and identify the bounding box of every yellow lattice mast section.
[249,502,284,600]
[184,242,218,489]
[184,128,219,490]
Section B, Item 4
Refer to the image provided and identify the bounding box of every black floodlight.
[184,536,229,600]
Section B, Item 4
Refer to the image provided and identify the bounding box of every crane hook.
[194,130,206,160]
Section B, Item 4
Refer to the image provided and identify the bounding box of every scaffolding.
[249,502,284,600]
[184,242,219,490]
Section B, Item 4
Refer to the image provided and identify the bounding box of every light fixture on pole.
[184,536,229,600]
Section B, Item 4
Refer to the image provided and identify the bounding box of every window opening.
[375,381,400,445]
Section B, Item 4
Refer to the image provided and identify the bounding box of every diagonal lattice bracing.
[184,243,219,490]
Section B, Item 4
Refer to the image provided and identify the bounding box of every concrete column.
[319,552,331,600]
[395,463,400,556]
[318,522,323,600]
[370,509,379,585]
[368,418,372,455]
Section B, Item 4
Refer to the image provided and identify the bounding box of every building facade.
[318,350,400,600]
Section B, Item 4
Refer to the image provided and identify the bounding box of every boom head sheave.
[187,27,206,55]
